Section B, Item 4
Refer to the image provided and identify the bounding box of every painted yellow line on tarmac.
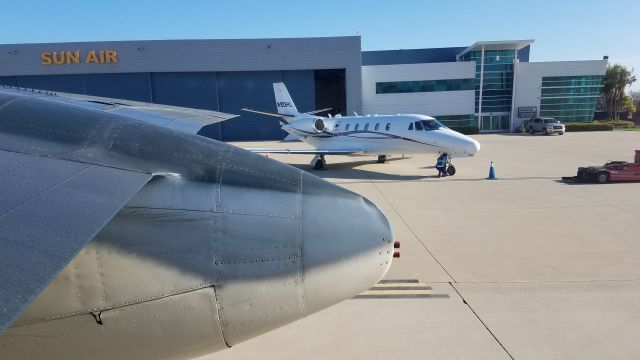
[360,289,432,296]
[372,282,430,288]
[353,279,448,299]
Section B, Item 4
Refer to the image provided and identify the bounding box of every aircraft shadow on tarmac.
[290,158,433,181]
[288,157,566,183]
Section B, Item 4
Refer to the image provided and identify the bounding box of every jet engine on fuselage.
[289,117,328,134]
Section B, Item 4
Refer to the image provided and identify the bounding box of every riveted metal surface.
[0,87,394,358]
[1,288,226,360]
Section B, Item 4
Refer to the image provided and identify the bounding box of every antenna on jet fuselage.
[354,111,359,116]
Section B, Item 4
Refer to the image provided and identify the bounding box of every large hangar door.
[314,69,346,116]
[150,72,221,140]
[217,70,315,141]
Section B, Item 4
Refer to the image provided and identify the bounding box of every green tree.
[622,94,636,115]
[629,90,640,110]
[602,64,636,120]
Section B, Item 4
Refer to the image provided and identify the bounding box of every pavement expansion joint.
[450,282,515,360]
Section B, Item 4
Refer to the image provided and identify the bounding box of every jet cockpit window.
[375,123,380,131]
[421,119,445,131]
[385,123,391,131]
[355,124,360,131]
[408,123,413,130]
[345,124,350,131]
[364,123,369,131]
[414,121,424,131]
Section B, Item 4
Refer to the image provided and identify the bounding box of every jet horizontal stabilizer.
[305,108,332,115]
[241,108,296,123]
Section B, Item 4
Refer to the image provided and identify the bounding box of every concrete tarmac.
[202,131,640,360]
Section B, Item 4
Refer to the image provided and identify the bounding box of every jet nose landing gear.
[436,154,456,177]
[446,156,456,176]
[446,164,456,176]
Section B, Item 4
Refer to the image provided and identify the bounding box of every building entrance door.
[480,113,510,132]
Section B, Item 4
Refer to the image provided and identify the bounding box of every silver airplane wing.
[2,87,237,134]
[0,150,152,334]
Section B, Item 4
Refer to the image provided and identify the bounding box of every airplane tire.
[314,158,326,170]
[529,127,534,135]
[446,165,456,176]
[377,155,387,163]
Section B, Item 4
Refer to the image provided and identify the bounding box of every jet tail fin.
[273,82,300,116]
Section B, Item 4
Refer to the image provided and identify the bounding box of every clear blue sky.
[1,0,638,89]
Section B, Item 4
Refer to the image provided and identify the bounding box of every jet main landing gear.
[312,154,327,170]
[377,155,387,164]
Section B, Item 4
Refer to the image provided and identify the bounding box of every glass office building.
[539,75,603,121]
[457,41,530,131]
[363,39,607,132]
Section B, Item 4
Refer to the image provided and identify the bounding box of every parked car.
[522,117,565,135]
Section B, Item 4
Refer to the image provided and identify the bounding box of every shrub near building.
[564,122,614,132]
[603,120,636,128]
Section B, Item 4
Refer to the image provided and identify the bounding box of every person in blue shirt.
[436,153,448,177]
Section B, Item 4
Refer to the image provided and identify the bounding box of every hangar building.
[0,36,607,140]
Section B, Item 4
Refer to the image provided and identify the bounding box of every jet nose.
[300,172,393,313]
[465,137,481,156]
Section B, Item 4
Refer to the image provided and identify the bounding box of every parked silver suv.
[522,117,565,135]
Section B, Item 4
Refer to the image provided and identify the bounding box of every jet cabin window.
[385,123,391,131]
[345,124,350,131]
[355,124,360,131]
[375,123,380,131]
[364,123,369,131]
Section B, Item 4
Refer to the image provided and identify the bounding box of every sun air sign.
[40,50,118,65]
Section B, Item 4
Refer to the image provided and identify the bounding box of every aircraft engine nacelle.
[291,117,326,133]
[1,145,394,360]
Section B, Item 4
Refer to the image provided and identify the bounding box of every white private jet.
[243,83,480,174]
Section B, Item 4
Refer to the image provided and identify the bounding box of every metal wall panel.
[150,72,219,110]
[0,70,318,141]
[0,37,362,115]
[9,74,85,93]
[150,71,222,140]
[217,70,315,141]
[2,73,151,101]
[362,47,466,66]
[281,71,316,113]
[362,62,476,116]
[83,73,151,102]
[518,45,531,62]
[0,37,360,75]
